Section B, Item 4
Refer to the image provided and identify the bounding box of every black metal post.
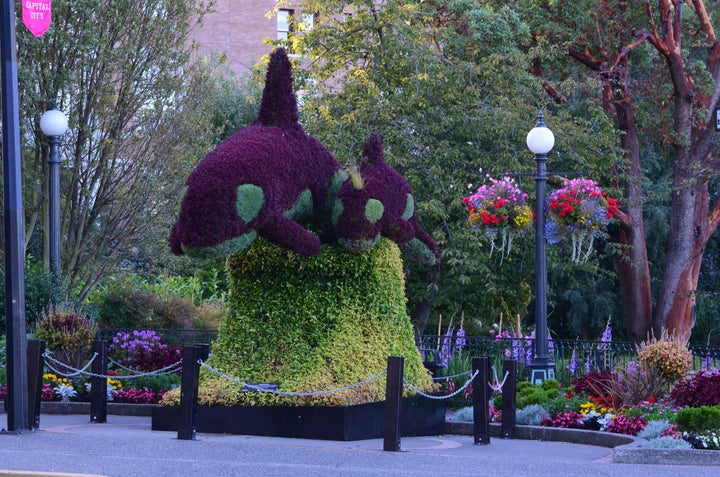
[90,340,108,423]
[472,356,491,445]
[27,339,46,430]
[500,359,517,439]
[47,134,61,279]
[383,356,404,452]
[2,0,30,433]
[177,344,209,440]
[528,111,555,384]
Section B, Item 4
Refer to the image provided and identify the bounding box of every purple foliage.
[169,49,440,264]
[334,133,440,262]
[108,330,182,372]
[169,48,342,258]
[670,368,720,407]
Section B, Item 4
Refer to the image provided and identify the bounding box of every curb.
[0,472,107,477]
[445,421,635,448]
[446,420,720,466]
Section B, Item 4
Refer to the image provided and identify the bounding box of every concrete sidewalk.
[0,414,717,477]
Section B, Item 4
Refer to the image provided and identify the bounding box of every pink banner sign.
[22,1,52,37]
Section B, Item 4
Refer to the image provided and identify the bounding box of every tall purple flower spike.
[332,133,440,265]
[168,48,346,259]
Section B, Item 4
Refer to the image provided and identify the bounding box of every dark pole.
[527,111,555,384]
[47,134,61,278]
[383,356,404,452]
[1,0,31,432]
[40,105,68,280]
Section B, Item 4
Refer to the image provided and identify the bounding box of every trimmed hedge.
[169,238,434,406]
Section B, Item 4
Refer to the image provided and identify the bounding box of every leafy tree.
[8,0,217,299]
[278,0,618,333]
[514,0,720,340]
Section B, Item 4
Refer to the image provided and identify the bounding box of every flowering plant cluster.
[545,178,619,262]
[112,387,165,404]
[637,332,693,382]
[670,368,720,407]
[463,175,533,256]
[109,330,182,372]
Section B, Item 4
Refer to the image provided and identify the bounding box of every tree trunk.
[608,78,653,340]
[654,178,709,341]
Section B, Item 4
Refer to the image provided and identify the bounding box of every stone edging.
[446,420,720,466]
[39,402,159,417]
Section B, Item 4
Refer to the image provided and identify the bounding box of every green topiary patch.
[179,237,434,407]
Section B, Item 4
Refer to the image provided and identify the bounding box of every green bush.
[91,279,205,329]
[115,372,181,394]
[674,405,720,434]
[493,379,567,410]
[163,238,434,406]
[0,260,71,332]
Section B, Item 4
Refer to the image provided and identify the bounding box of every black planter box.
[151,397,444,441]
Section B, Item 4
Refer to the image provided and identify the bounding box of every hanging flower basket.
[545,177,619,263]
[463,175,533,257]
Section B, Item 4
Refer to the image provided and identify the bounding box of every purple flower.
[601,325,612,343]
[567,350,578,376]
[455,327,466,350]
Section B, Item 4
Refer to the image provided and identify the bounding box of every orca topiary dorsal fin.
[254,48,300,128]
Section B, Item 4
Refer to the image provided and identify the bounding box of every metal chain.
[107,356,183,376]
[432,370,471,381]
[43,352,182,380]
[489,366,510,392]
[198,360,386,397]
[43,352,98,377]
[403,369,479,400]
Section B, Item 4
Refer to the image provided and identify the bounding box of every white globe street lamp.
[40,105,69,279]
[526,111,556,384]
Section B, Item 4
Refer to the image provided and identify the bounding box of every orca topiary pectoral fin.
[260,215,322,257]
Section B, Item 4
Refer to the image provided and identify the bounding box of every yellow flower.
[43,373,58,382]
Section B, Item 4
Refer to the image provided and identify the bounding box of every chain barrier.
[43,352,98,378]
[489,366,510,392]
[43,352,183,380]
[403,369,479,400]
[198,360,386,397]
[106,356,183,377]
[432,370,471,382]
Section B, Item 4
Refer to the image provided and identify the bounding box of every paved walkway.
[0,414,717,477]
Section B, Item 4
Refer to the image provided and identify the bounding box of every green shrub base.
[185,238,434,406]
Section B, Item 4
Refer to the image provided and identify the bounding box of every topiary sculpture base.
[194,237,434,407]
[154,238,442,439]
[151,397,444,441]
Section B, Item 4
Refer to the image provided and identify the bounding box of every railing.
[96,328,219,349]
[417,335,720,384]
[93,329,720,384]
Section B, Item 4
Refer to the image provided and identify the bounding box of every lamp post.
[526,111,556,384]
[40,105,69,279]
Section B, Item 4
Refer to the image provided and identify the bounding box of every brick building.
[193,0,311,75]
